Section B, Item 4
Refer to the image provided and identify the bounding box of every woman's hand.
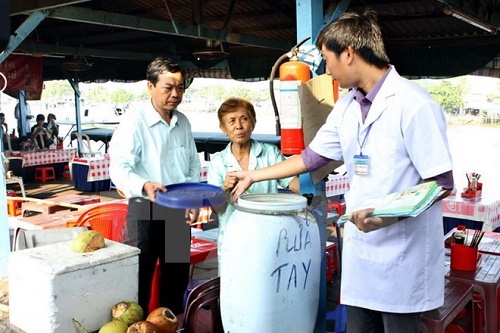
[229,170,254,202]
[222,173,239,191]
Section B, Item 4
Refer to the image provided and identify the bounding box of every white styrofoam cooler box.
[9,239,140,333]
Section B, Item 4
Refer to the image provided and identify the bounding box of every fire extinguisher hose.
[269,53,292,136]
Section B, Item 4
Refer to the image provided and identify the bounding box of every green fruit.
[112,300,144,326]
[70,230,105,253]
[99,320,128,333]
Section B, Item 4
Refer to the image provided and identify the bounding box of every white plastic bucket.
[220,193,321,333]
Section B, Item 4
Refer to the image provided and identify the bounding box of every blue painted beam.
[296,0,323,47]
[60,69,84,155]
[0,10,48,64]
[295,0,352,75]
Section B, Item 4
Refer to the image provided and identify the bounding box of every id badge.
[354,154,370,175]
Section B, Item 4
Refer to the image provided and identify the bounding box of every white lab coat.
[309,67,453,312]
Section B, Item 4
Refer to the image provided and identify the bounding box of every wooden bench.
[21,194,101,217]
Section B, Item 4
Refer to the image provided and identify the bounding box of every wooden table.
[9,199,127,231]
[8,210,84,231]
[21,194,101,217]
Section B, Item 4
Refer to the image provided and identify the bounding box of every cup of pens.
[461,172,482,198]
[450,229,484,271]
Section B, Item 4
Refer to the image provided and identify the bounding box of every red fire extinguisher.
[270,37,340,155]
[270,37,311,155]
[278,56,311,155]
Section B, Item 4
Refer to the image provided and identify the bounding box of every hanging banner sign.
[0,54,43,97]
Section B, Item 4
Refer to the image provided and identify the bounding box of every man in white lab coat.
[230,9,454,333]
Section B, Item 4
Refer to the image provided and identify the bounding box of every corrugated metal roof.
[4,0,499,81]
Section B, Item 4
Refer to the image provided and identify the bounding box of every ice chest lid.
[9,240,140,275]
[156,182,226,209]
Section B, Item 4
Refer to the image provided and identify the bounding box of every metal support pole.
[300,172,327,333]
[0,11,48,64]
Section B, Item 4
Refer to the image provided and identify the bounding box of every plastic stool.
[7,200,23,216]
[6,190,23,216]
[34,166,56,182]
[62,164,72,180]
[326,242,338,283]
[328,201,346,216]
[420,280,475,333]
[327,200,346,272]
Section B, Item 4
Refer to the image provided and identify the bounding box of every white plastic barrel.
[220,193,321,333]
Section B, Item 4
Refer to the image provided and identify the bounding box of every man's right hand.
[143,181,166,202]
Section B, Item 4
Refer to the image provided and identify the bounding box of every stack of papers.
[338,181,443,224]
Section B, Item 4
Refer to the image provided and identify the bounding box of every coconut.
[126,321,160,333]
[112,300,144,326]
[146,307,178,333]
[70,230,105,252]
[99,320,128,333]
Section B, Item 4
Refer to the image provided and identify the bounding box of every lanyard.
[357,123,373,156]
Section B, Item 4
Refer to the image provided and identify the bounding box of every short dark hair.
[146,57,184,86]
[0,112,5,118]
[36,114,45,122]
[315,9,390,68]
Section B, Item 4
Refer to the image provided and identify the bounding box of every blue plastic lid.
[155,182,226,209]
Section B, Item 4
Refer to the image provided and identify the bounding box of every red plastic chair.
[75,202,128,242]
